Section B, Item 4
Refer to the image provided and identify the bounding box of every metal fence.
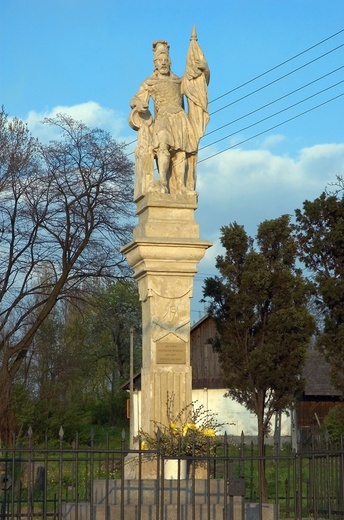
[0,429,343,520]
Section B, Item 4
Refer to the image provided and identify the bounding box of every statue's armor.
[137,74,197,153]
[147,77,184,117]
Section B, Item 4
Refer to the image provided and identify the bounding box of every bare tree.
[0,110,134,442]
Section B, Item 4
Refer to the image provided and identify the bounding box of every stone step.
[62,502,226,520]
[92,478,226,505]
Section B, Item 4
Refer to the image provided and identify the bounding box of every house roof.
[122,371,141,391]
[190,313,212,332]
[303,349,342,398]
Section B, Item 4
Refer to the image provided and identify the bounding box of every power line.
[210,43,344,116]
[198,91,344,164]
[205,65,344,139]
[201,79,344,151]
[209,28,344,104]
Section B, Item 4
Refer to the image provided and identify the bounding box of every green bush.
[323,403,344,442]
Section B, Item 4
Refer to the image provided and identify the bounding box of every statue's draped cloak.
[182,37,210,143]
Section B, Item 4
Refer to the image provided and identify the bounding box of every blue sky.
[2,0,344,320]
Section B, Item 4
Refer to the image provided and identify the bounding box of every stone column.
[122,192,211,436]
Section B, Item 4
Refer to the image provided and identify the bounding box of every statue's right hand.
[129,103,153,131]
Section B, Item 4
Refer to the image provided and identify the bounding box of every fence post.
[58,427,64,520]
[90,429,95,520]
[223,433,228,520]
[120,429,126,520]
[340,436,344,515]
[27,426,34,520]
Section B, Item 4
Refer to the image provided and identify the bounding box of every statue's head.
[153,40,171,75]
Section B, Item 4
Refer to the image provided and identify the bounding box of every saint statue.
[129,27,210,199]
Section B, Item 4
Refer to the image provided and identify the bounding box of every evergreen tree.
[295,180,344,394]
[203,215,315,503]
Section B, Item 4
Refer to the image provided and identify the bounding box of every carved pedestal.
[122,192,211,436]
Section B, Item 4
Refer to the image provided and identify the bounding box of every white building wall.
[192,388,291,437]
[133,388,291,438]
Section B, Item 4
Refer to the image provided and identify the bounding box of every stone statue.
[129,27,210,199]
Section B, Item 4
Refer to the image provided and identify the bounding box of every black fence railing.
[0,429,343,520]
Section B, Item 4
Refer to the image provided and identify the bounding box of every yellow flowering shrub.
[139,393,226,456]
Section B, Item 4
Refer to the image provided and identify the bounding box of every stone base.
[124,455,211,480]
[245,503,278,520]
[124,453,159,479]
[188,461,208,479]
[63,479,241,520]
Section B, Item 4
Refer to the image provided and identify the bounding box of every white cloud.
[197,143,344,225]
[260,134,285,149]
[193,142,344,293]
[296,143,344,188]
[25,101,127,142]
[192,141,344,314]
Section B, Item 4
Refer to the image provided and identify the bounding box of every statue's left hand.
[188,58,209,81]
[194,58,208,73]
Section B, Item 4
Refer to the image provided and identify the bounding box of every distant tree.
[295,178,344,394]
[10,280,141,439]
[203,215,315,503]
[86,280,142,394]
[61,279,142,427]
[0,109,134,443]
[323,403,344,443]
